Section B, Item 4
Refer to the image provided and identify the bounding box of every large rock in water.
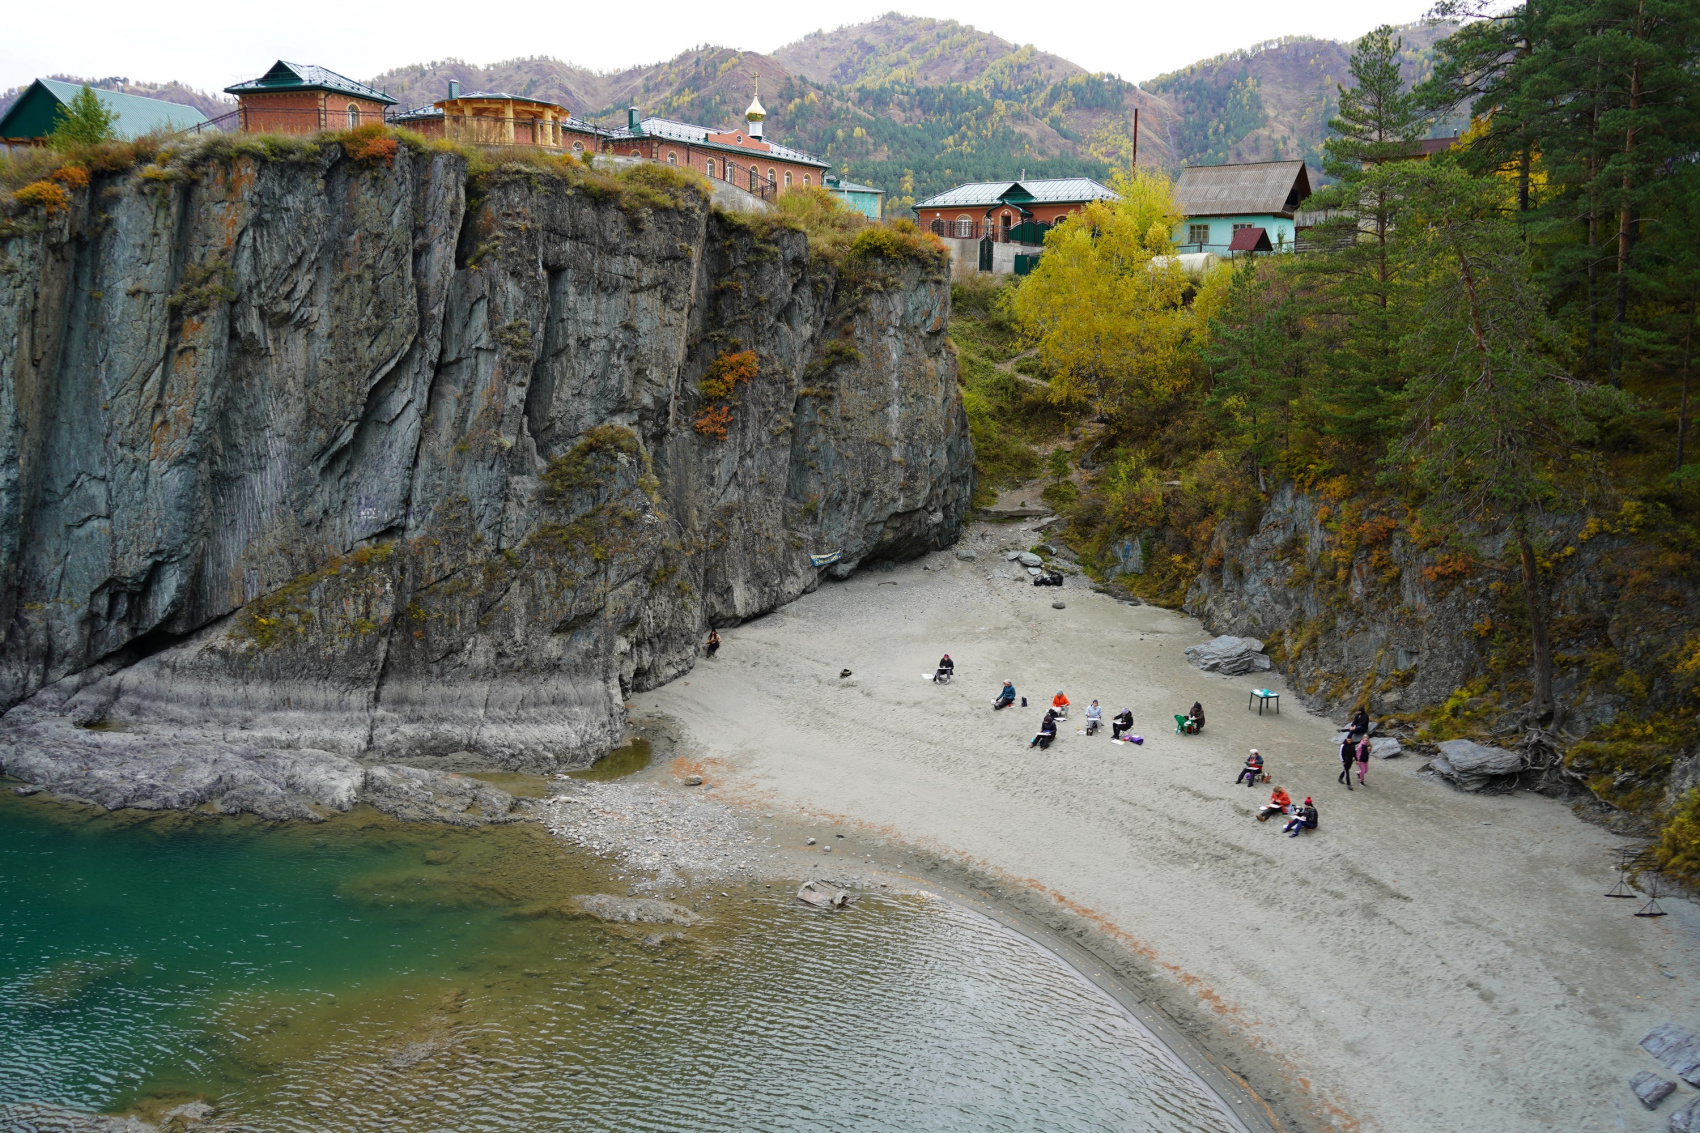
[1184,635,1272,675]
[0,144,973,791]
[1429,738,1524,791]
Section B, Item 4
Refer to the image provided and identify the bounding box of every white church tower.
[745,82,766,140]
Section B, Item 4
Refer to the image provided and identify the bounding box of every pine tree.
[1389,164,1625,730]
[48,84,116,149]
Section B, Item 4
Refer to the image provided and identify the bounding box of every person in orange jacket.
[1257,786,1292,821]
[1050,690,1070,719]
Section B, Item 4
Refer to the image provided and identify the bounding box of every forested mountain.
[1144,25,1466,168]
[6,13,1465,208]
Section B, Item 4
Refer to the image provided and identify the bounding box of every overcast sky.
[3,0,1437,97]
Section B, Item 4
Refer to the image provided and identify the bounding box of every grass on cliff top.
[2,126,706,219]
[462,147,707,214]
[725,187,947,273]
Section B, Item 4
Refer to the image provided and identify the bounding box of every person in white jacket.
[1083,700,1103,735]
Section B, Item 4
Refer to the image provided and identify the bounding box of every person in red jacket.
[1258,786,1292,821]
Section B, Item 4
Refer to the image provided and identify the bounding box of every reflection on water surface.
[0,792,1242,1132]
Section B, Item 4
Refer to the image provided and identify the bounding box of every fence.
[179,106,393,137]
[928,218,1051,244]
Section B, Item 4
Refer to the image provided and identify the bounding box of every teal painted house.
[823,173,884,220]
[0,79,208,150]
[1172,160,1312,254]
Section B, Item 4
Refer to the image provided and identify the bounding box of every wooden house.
[1172,160,1312,254]
[224,61,395,135]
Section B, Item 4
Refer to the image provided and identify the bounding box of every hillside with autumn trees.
[962,7,1700,880]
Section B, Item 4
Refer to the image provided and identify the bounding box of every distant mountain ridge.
[4,14,1464,207]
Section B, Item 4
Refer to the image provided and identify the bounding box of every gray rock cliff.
[0,143,971,813]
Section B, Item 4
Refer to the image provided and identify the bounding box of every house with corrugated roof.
[912,176,1117,275]
[823,173,883,220]
[225,61,395,135]
[1172,160,1312,254]
[0,79,207,151]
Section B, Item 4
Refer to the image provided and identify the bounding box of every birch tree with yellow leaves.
[1008,171,1208,422]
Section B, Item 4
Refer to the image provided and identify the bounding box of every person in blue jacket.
[992,680,1016,710]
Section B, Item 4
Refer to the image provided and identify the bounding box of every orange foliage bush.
[13,180,70,213]
[341,125,399,165]
[1422,552,1477,589]
[699,350,757,399]
[692,351,758,440]
[51,164,89,188]
[693,404,735,439]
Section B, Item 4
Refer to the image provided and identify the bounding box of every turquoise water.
[0,793,1245,1132]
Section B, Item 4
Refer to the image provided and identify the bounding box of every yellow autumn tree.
[1007,170,1195,418]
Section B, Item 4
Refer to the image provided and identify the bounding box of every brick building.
[225,61,395,135]
[605,92,828,198]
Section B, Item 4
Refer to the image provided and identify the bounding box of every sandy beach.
[634,521,1700,1133]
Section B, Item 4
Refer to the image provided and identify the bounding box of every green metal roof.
[224,61,396,106]
[0,79,208,141]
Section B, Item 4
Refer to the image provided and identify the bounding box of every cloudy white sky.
[3,0,1436,96]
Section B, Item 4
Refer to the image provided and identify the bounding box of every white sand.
[634,528,1700,1133]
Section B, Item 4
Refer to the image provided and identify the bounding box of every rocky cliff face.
[1182,485,1700,811]
[0,143,971,808]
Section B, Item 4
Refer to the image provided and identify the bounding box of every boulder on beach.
[1671,1096,1700,1132]
[955,548,977,561]
[1630,1071,1676,1110]
[1332,733,1403,759]
[1018,551,1043,567]
[572,894,703,926]
[1184,635,1272,675]
[1429,739,1524,792]
[1642,1023,1700,1085]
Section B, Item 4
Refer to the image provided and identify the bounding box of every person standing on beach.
[1337,736,1356,790]
[1355,735,1371,786]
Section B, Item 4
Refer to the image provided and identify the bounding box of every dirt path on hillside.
[633,519,1700,1133]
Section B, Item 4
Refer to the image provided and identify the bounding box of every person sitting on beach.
[1111,708,1134,740]
[1349,706,1371,739]
[1030,710,1058,750]
[933,653,955,683]
[993,680,1016,710]
[1282,798,1319,838]
[1234,749,1264,787]
[1083,700,1103,734]
[705,630,721,658]
[1051,691,1070,719]
[1257,787,1292,822]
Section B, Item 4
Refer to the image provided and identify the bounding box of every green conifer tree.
[48,84,117,149]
